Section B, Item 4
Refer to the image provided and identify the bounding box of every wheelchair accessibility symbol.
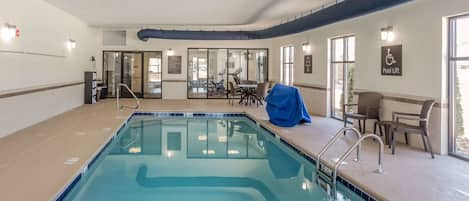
[385,48,397,66]
[381,45,402,76]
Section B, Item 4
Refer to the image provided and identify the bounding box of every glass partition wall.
[188,48,268,99]
[103,51,162,98]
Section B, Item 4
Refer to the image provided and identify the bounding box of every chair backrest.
[357,92,383,118]
[228,82,236,95]
[256,83,269,98]
[420,100,436,128]
[233,76,241,85]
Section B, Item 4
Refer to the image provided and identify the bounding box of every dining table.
[238,84,258,105]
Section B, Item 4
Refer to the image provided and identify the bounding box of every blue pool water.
[61,114,369,201]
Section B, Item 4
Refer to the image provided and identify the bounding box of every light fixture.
[66,39,76,50]
[381,26,395,42]
[228,150,240,155]
[2,23,17,41]
[202,149,215,155]
[167,48,175,56]
[198,135,207,141]
[302,42,311,53]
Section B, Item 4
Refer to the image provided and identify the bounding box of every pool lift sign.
[381,45,402,76]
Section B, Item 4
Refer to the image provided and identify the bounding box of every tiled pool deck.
[0,99,468,201]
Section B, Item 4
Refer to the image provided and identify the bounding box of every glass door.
[208,49,228,98]
[103,51,122,97]
[330,36,355,120]
[248,49,268,83]
[228,49,248,83]
[188,49,208,98]
[449,15,469,159]
[122,52,143,98]
[143,52,163,98]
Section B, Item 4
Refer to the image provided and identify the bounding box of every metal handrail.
[116,83,140,110]
[316,127,362,170]
[315,127,361,196]
[330,134,384,198]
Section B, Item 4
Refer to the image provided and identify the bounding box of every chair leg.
[373,122,377,135]
[358,120,362,133]
[404,132,409,145]
[424,131,435,159]
[378,124,384,137]
[343,117,347,135]
[391,130,396,155]
[421,134,428,152]
[363,120,366,133]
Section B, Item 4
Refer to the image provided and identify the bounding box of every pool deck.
[0,99,468,201]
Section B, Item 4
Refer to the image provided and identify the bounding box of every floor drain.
[64,157,80,165]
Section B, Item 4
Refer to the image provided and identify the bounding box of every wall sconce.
[302,42,311,53]
[2,23,18,41]
[66,39,76,50]
[381,26,395,42]
[167,48,175,56]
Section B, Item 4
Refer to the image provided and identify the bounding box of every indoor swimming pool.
[59,113,373,201]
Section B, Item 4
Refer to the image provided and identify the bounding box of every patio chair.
[228,81,241,105]
[343,92,383,133]
[255,82,269,107]
[390,100,436,158]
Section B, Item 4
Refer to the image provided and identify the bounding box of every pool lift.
[315,127,384,198]
[116,83,140,110]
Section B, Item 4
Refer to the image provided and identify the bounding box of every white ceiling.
[44,0,333,30]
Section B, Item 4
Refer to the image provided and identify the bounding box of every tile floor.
[0,99,468,201]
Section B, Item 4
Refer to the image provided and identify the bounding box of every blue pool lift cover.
[265,84,311,127]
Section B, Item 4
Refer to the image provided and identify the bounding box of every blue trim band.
[137,0,411,41]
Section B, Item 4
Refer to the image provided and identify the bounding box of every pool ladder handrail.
[316,127,385,198]
[116,83,140,110]
[315,127,361,196]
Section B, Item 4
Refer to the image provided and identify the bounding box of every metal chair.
[390,100,436,159]
[255,83,269,107]
[343,92,383,133]
[228,81,241,105]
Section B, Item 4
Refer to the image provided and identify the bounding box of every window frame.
[330,35,356,120]
[448,14,469,161]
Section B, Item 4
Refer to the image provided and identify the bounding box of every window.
[330,35,356,120]
[449,14,469,159]
[281,46,294,85]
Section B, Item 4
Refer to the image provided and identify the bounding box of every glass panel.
[454,60,469,157]
[143,52,162,98]
[207,119,227,158]
[345,63,356,108]
[248,49,268,83]
[228,49,248,84]
[456,16,469,57]
[188,49,208,98]
[347,37,356,61]
[333,38,344,62]
[122,52,143,97]
[332,63,344,119]
[103,52,121,97]
[208,49,228,98]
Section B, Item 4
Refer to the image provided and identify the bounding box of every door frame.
[102,50,163,99]
[329,35,355,121]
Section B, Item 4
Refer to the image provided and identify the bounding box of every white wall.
[0,0,98,137]
[269,0,469,154]
[97,29,272,99]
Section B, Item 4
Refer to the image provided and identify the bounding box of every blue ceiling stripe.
[137,0,412,41]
